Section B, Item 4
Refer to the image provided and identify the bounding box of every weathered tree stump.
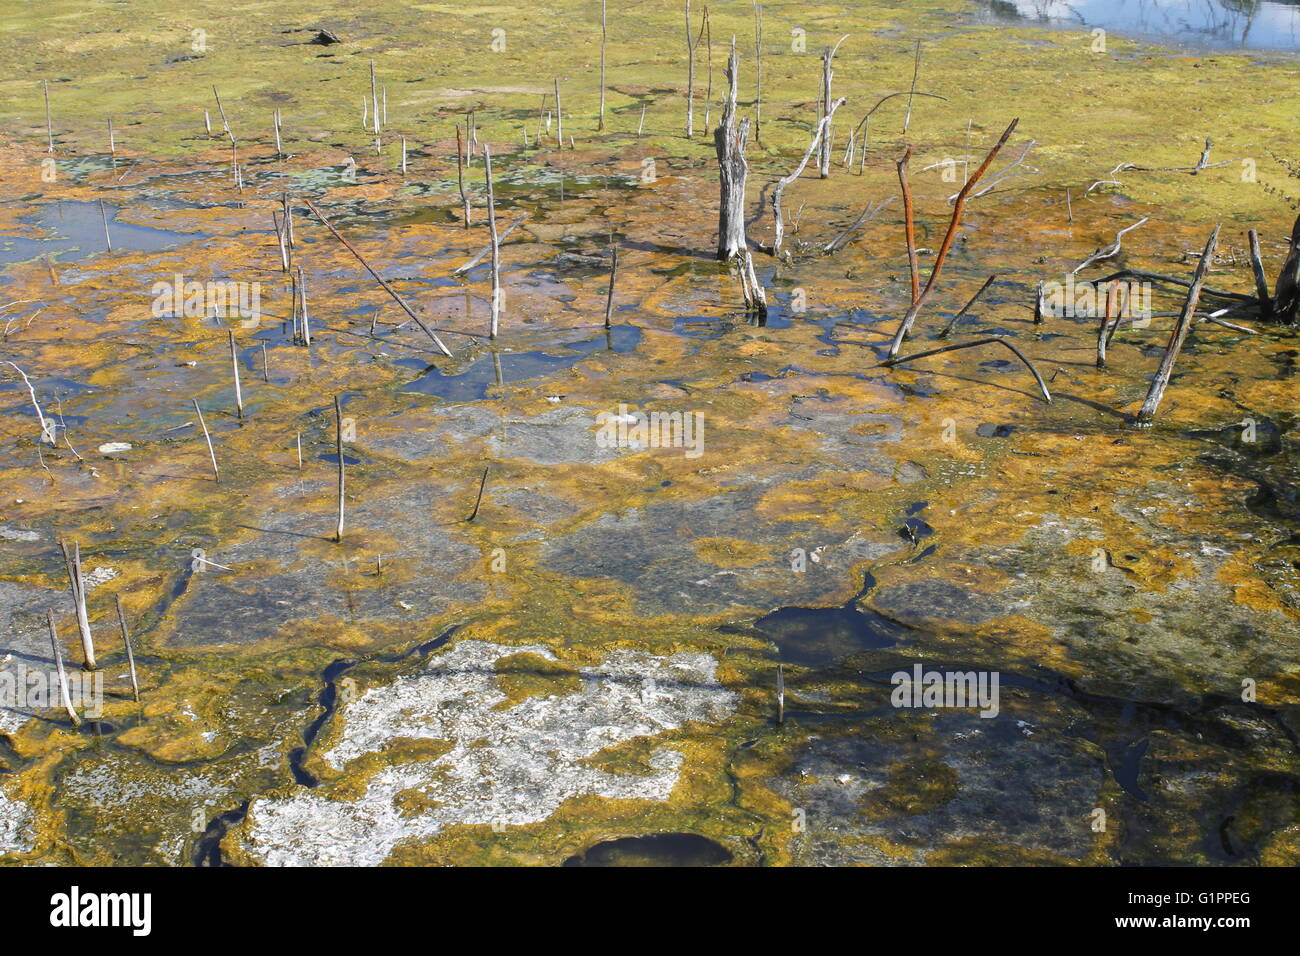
[714,39,750,262]
[1271,213,1300,324]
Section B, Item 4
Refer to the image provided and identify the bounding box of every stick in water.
[882,336,1052,404]
[302,198,453,357]
[193,399,219,482]
[887,118,1019,357]
[47,610,80,726]
[4,361,55,444]
[370,60,380,136]
[467,465,489,521]
[484,145,502,338]
[1097,281,1117,368]
[939,274,998,338]
[99,200,112,252]
[604,242,619,328]
[44,79,54,152]
[554,77,564,146]
[213,85,233,142]
[753,3,764,142]
[1247,229,1271,319]
[228,330,243,419]
[685,0,696,137]
[599,0,608,131]
[456,124,472,228]
[1137,226,1220,423]
[903,40,922,133]
[898,146,919,302]
[59,539,96,670]
[115,594,140,703]
[334,395,346,542]
[297,265,311,347]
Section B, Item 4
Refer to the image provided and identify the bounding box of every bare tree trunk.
[753,3,763,142]
[484,144,502,338]
[714,38,750,262]
[818,37,847,178]
[554,78,563,146]
[599,0,608,131]
[685,0,695,137]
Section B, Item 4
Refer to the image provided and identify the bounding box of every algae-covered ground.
[0,0,1297,866]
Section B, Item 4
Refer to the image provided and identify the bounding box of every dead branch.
[881,335,1052,404]
[886,118,1020,358]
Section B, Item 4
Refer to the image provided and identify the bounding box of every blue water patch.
[978,0,1300,51]
[0,200,196,267]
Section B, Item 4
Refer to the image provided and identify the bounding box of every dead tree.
[772,97,844,258]
[818,36,848,178]
[685,0,699,137]
[714,38,750,261]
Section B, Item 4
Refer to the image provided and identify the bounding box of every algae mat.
[0,1,1297,866]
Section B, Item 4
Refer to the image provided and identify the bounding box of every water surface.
[979,0,1300,50]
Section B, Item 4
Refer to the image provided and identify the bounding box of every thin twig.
[193,399,219,482]
[1071,217,1149,275]
[467,465,489,521]
[898,146,919,303]
[48,611,80,726]
[115,594,139,703]
[938,275,998,337]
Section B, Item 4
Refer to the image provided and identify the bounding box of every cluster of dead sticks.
[709,37,1295,425]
